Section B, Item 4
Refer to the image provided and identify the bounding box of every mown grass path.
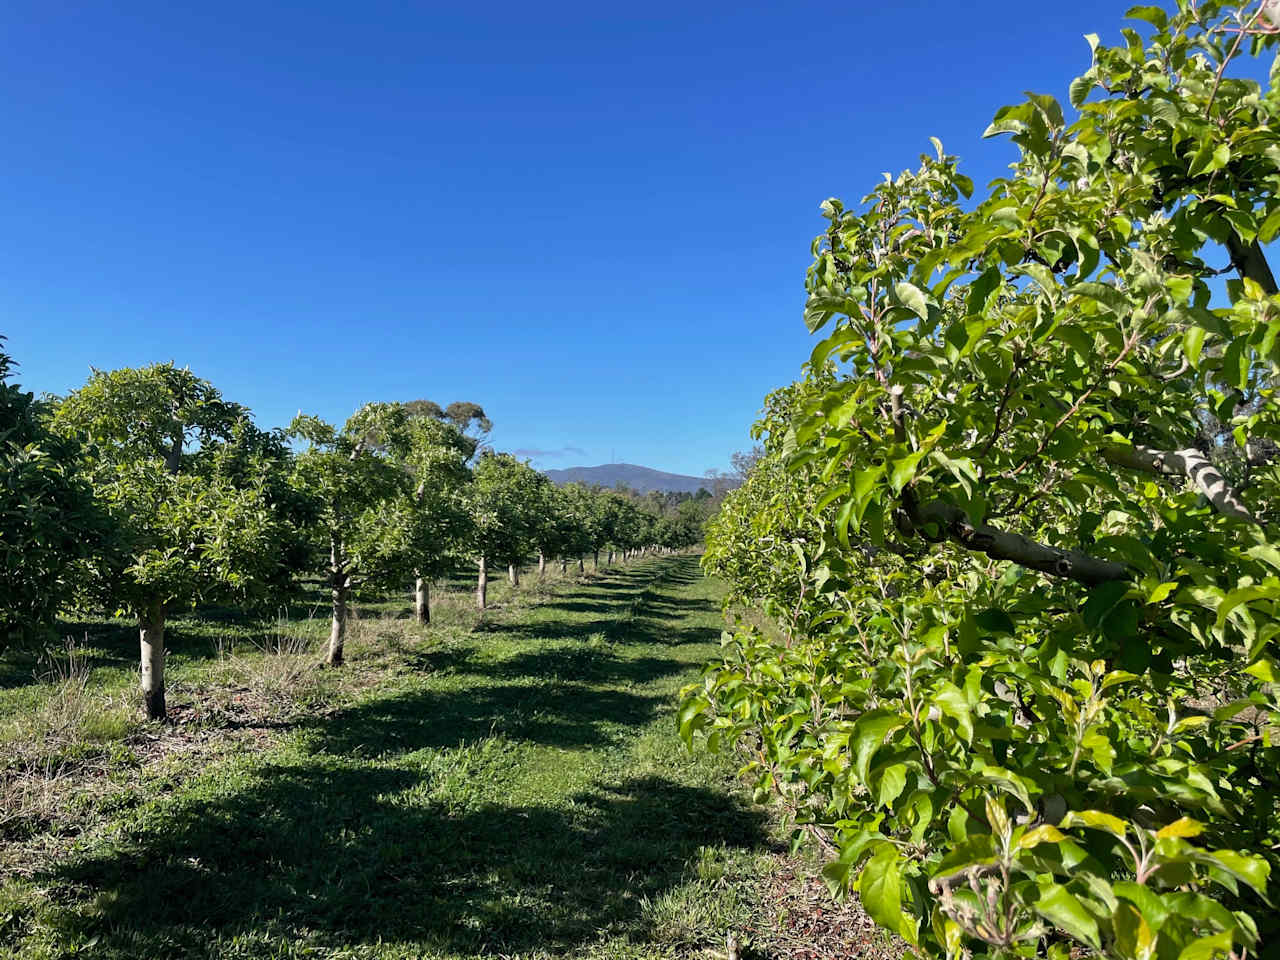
[5,556,783,960]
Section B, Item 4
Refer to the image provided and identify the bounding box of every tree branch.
[899,495,1131,586]
[1101,443,1258,523]
[1226,232,1278,295]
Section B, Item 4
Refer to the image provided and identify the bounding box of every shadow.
[477,647,685,686]
[537,600,618,616]
[400,643,685,688]
[480,604,722,650]
[47,767,767,957]
[298,677,667,756]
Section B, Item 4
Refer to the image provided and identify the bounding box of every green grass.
[0,556,788,959]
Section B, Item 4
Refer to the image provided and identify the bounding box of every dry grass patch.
[0,639,136,844]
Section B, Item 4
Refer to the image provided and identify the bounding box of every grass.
[0,556,809,960]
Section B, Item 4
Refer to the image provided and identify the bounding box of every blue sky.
[0,0,1243,475]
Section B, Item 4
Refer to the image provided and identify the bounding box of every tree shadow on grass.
[478,613,717,651]
[297,676,668,757]
[402,642,683,688]
[47,766,766,957]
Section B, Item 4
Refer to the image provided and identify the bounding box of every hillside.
[543,463,721,494]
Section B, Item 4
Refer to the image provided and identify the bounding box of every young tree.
[0,340,101,638]
[533,483,576,578]
[380,409,475,624]
[466,452,549,608]
[289,404,416,666]
[559,483,604,571]
[53,364,285,720]
[686,4,1280,955]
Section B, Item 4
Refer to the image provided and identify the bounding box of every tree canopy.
[686,3,1280,956]
[0,340,100,638]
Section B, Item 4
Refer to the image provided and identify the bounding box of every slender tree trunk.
[560,556,568,574]
[139,597,166,721]
[414,575,430,625]
[593,550,599,570]
[578,555,585,573]
[327,574,347,667]
[508,563,520,586]
[608,549,614,565]
[538,552,546,577]
[477,556,488,610]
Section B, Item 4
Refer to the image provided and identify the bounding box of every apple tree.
[684,3,1280,956]
[0,339,102,639]
[53,364,286,720]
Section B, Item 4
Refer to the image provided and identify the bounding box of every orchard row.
[1,348,711,720]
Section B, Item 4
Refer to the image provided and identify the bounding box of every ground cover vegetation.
[0,556,904,959]
[685,3,1280,958]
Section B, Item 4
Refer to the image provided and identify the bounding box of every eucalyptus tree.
[401,400,492,460]
[0,340,102,639]
[52,364,286,720]
[289,404,417,665]
[466,452,548,608]
[685,3,1280,955]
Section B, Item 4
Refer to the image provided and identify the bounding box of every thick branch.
[1226,232,1278,295]
[900,497,1131,586]
[165,428,182,476]
[1101,443,1258,523]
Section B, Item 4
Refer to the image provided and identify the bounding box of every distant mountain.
[543,463,727,494]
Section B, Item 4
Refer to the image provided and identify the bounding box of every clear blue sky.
[0,0,1217,475]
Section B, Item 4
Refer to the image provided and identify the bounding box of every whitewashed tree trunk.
[414,576,430,625]
[139,598,166,721]
[508,563,520,586]
[560,556,568,574]
[327,576,347,667]
[577,556,585,573]
[538,552,546,577]
[477,556,488,609]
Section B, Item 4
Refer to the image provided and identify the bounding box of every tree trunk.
[139,598,166,721]
[1227,231,1279,295]
[414,575,430,625]
[477,556,488,610]
[508,563,520,586]
[608,549,614,565]
[560,556,568,574]
[578,556,585,573]
[327,575,347,667]
[593,550,599,570]
[164,426,182,475]
[538,551,547,577]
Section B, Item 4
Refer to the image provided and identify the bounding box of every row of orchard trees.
[687,3,1280,958]
[0,349,702,720]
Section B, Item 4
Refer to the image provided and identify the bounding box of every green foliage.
[398,412,475,581]
[289,403,420,593]
[685,4,1280,957]
[52,363,286,618]
[467,451,551,566]
[0,340,101,637]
